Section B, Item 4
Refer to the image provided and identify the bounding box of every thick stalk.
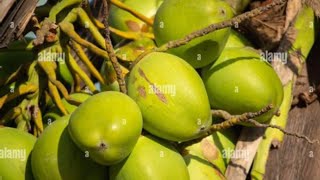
[102,0,127,93]
[77,7,106,49]
[66,47,97,93]
[70,41,105,85]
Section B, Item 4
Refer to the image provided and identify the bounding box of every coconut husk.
[239,0,304,50]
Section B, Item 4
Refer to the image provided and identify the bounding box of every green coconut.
[202,47,284,123]
[68,91,143,165]
[109,135,189,180]
[31,116,107,180]
[0,127,36,180]
[128,52,212,142]
[154,0,234,68]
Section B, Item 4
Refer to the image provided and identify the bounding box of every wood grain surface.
[0,0,38,48]
[265,36,320,180]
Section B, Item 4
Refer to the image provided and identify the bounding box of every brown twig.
[208,105,273,134]
[247,119,319,144]
[102,0,127,94]
[211,109,233,120]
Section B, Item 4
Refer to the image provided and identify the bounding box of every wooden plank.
[0,0,24,38]
[0,0,16,23]
[0,0,38,48]
[14,0,37,37]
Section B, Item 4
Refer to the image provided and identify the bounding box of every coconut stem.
[37,46,82,106]
[208,105,273,132]
[102,0,127,94]
[70,41,106,85]
[247,119,319,144]
[65,46,98,93]
[59,22,109,58]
